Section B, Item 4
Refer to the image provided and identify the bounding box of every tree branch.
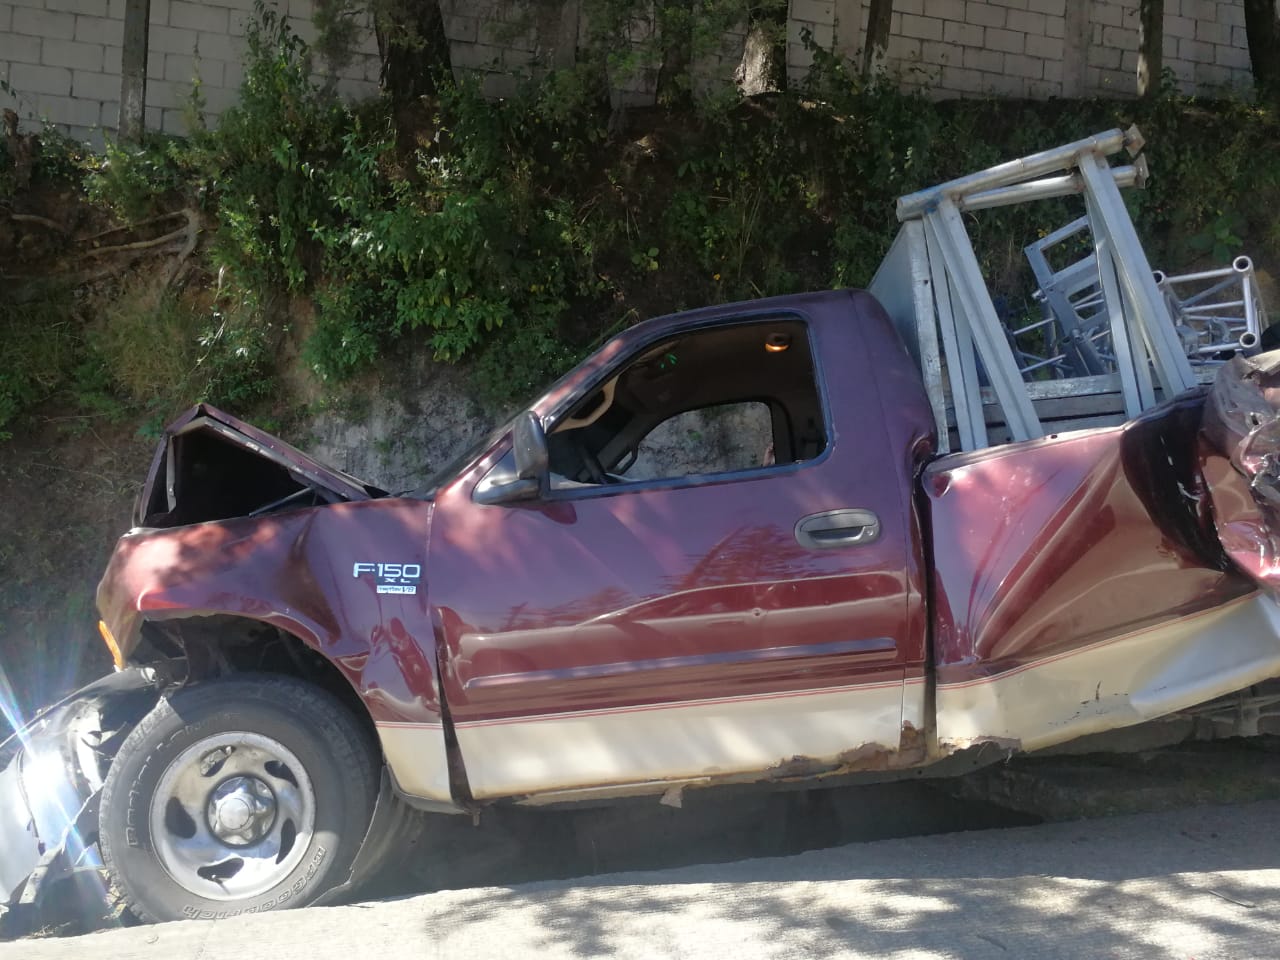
[8,213,68,233]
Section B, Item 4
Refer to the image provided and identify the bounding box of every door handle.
[794,509,881,549]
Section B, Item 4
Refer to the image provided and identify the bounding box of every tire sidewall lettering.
[178,843,329,921]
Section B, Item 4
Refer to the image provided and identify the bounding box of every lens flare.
[0,656,120,929]
[0,659,27,752]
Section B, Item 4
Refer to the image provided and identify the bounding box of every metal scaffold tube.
[896,128,1132,221]
[1076,151,1196,397]
[956,162,1146,213]
[925,199,1044,443]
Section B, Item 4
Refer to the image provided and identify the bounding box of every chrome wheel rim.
[149,732,316,901]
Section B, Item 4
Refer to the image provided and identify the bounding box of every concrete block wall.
[689,20,750,98]
[0,0,1260,144]
[437,0,1254,103]
[866,0,1072,98]
[835,0,1252,99]
[787,0,837,85]
[1160,0,1252,93]
[0,0,380,143]
[441,0,537,100]
[439,0,668,106]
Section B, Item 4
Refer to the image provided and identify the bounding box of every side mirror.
[513,411,549,483]
[474,411,549,506]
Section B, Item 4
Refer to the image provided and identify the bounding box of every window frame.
[505,311,835,502]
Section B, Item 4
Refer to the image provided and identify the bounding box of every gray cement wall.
[785,0,1251,98]
[0,0,380,143]
[0,0,1258,145]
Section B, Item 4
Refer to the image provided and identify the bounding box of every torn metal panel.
[510,723,933,808]
[935,593,1280,753]
[0,669,161,914]
[1201,350,1280,596]
[0,761,39,907]
[763,723,929,781]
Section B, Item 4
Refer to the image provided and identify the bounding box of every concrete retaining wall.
[0,0,1257,144]
[784,0,1251,98]
[0,0,380,142]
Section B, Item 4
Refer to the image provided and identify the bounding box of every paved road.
[7,799,1280,960]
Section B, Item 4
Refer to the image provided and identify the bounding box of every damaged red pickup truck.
[6,286,1280,925]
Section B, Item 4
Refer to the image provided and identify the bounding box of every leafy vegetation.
[0,286,79,441]
[1,10,1278,441]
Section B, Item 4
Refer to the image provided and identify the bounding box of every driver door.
[427,312,926,799]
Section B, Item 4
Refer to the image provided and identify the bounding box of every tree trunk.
[655,4,694,107]
[1137,0,1162,97]
[1244,0,1280,100]
[377,0,452,106]
[118,0,151,142]
[761,1,789,92]
[862,0,893,80]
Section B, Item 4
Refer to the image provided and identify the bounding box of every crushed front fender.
[0,668,161,927]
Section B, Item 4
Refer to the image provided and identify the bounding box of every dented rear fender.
[1201,351,1280,595]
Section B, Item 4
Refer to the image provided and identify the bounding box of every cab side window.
[628,402,773,480]
[547,317,826,488]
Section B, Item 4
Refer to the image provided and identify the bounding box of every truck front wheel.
[98,674,378,923]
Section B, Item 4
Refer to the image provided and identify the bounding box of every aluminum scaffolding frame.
[871,126,1200,453]
[1156,257,1268,358]
[1023,234,1269,382]
[1023,217,1113,379]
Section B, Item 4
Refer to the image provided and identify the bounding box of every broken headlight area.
[0,669,161,937]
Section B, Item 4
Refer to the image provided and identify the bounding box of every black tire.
[98,674,379,923]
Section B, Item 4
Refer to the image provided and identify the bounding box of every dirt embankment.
[0,416,147,733]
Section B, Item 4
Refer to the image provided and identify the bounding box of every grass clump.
[0,286,79,439]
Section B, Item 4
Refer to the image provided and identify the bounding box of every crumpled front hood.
[1201,350,1280,595]
[136,404,386,529]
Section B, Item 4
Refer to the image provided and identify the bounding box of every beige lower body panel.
[456,679,907,800]
[376,721,453,802]
[937,593,1280,753]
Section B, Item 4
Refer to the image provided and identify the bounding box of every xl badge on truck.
[353,562,422,595]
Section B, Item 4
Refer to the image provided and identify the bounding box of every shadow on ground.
[390,777,1039,900]
[17,737,1280,953]
[404,788,1280,960]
